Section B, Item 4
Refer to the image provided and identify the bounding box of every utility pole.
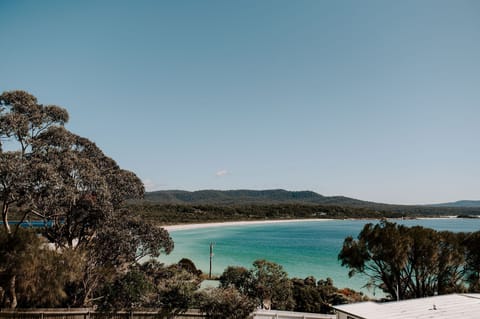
[396,282,400,301]
[209,242,214,279]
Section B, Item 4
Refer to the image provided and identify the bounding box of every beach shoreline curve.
[162,218,334,231]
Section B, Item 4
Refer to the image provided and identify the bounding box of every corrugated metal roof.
[333,294,480,319]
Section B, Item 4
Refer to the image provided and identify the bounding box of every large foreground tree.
[0,90,173,308]
[338,220,466,300]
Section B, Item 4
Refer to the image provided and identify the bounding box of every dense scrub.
[131,203,405,225]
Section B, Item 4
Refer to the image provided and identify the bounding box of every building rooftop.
[333,294,480,319]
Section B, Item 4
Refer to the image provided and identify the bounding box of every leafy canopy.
[0,90,173,308]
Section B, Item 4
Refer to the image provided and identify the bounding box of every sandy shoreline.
[162,218,333,231]
[161,216,467,231]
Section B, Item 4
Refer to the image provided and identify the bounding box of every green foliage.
[93,259,203,315]
[219,260,294,310]
[338,221,467,300]
[132,196,480,225]
[291,276,367,314]
[132,203,405,226]
[177,258,202,276]
[92,211,173,267]
[97,269,152,311]
[291,277,324,313]
[196,287,256,319]
[250,259,294,310]
[140,190,480,216]
[0,90,172,308]
[0,90,68,236]
[65,211,175,307]
[0,228,82,308]
[138,260,200,317]
[219,266,252,295]
[145,189,329,205]
[219,262,366,314]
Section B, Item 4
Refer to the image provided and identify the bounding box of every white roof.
[333,294,480,319]
[253,309,335,319]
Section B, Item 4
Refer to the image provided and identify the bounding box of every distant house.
[333,294,480,319]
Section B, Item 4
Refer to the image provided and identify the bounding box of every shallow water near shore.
[157,218,480,297]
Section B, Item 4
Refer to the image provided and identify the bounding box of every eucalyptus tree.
[220,260,294,310]
[29,126,145,249]
[0,90,173,307]
[219,266,252,294]
[252,260,295,309]
[0,90,69,234]
[136,260,200,318]
[291,277,324,313]
[0,90,70,307]
[338,220,466,300]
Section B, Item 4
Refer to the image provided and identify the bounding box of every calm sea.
[157,218,480,296]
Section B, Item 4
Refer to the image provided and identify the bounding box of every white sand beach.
[162,218,333,231]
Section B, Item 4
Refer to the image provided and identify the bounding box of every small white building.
[333,293,480,319]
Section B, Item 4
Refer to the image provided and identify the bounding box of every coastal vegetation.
[130,201,480,226]
[132,202,404,224]
[339,220,480,300]
[0,90,172,308]
[219,261,366,314]
[140,190,480,217]
[126,190,480,226]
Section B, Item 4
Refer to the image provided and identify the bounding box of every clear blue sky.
[1,0,479,204]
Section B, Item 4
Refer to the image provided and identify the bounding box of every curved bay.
[158,218,480,296]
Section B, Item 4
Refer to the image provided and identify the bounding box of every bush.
[196,287,256,319]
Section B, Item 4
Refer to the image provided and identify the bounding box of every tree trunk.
[2,201,11,234]
[0,286,5,305]
[4,275,17,308]
[10,275,17,308]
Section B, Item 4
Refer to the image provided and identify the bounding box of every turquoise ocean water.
[157,218,480,296]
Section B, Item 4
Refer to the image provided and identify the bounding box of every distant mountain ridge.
[429,200,480,208]
[143,189,480,212]
[139,190,480,217]
[144,189,381,206]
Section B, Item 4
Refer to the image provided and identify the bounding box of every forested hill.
[429,200,480,208]
[144,189,373,206]
[141,189,480,217]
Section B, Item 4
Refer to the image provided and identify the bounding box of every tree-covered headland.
[131,195,480,225]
